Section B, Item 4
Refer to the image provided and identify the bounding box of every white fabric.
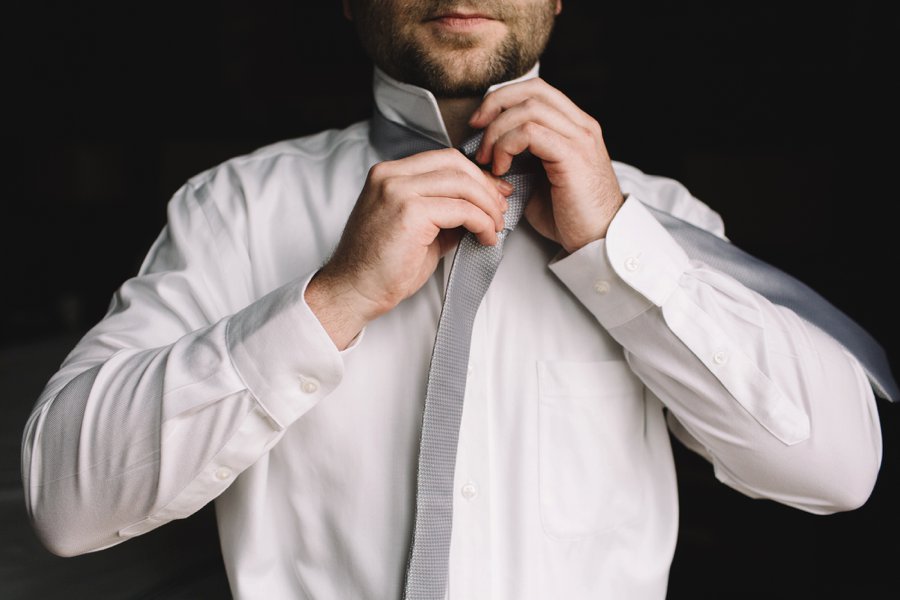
[22,65,882,600]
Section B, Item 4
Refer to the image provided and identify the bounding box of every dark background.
[3,1,898,598]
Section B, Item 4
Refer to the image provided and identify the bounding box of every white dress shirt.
[22,65,883,599]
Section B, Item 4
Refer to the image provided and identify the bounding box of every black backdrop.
[3,1,899,598]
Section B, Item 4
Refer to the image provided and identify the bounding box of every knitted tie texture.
[401,131,535,600]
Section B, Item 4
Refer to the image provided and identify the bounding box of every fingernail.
[469,109,481,124]
[499,179,514,193]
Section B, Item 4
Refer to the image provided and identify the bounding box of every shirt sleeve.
[20,179,348,557]
[549,196,883,515]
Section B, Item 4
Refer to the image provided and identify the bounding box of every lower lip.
[431,16,495,30]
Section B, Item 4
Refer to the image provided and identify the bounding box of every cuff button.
[624,256,641,272]
[300,377,320,394]
[593,280,611,295]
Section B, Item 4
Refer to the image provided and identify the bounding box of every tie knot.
[369,108,538,232]
[457,131,540,177]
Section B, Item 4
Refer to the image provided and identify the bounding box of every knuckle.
[460,160,483,179]
[474,218,490,235]
[393,196,418,222]
[367,161,392,183]
[482,130,503,154]
[446,148,471,168]
[522,121,540,135]
[380,175,403,197]
[454,149,476,166]
[462,201,482,219]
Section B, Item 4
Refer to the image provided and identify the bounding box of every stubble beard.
[353,1,558,98]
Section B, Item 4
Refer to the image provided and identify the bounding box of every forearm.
[22,275,343,556]
[550,197,883,513]
[617,300,881,513]
[23,318,257,556]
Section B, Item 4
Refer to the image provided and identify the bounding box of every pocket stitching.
[536,359,646,541]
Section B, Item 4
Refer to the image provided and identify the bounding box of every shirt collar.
[372,62,541,148]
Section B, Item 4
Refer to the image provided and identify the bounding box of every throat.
[437,97,482,147]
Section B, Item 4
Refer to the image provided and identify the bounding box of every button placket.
[713,349,729,365]
[461,482,478,500]
[446,299,492,598]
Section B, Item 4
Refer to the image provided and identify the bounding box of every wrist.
[305,269,377,350]
[563,192,625,253]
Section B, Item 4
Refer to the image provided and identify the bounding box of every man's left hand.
[469,77,624,253]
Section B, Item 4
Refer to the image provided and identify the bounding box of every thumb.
[524,187,559,244]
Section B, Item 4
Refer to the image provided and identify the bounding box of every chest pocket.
[537,359,647,540]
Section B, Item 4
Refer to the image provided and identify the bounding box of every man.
[21,1,886,598]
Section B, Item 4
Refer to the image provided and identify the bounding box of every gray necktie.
[369,108,898,600]
[371,117,537,600]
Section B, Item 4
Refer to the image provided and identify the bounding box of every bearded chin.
[354,0,558,97]
[390,37,530,98]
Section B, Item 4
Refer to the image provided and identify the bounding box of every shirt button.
[467,363,474,374]
[300,376,319,394]
[713,350,729,365]
[461,482,478,500]
[593,280,610,295]
[215,467,233,481]
[624,256,641,272]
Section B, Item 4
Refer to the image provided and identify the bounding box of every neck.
[436,97,482,146]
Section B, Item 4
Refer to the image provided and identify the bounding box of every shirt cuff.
[225,272,346,429]
[549,196,691,329]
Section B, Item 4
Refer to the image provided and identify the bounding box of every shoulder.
[612,160,727,239]
[157,119,370,243]
[185,119,371,195]
[161,119,370,225]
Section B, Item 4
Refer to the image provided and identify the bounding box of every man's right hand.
[305,148,512,349]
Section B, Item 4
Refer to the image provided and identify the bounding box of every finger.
[388,148,511,214]
[381,147,512,201]
[475,98,582,165]
[403,170,506,231]
[490,122,569,176]
[469,78,597,131]
[426,197,499,246]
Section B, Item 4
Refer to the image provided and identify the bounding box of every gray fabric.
[374,113,536,598]
[390,126,535,600]
[644,206,898,402]
[370,108,898,600]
